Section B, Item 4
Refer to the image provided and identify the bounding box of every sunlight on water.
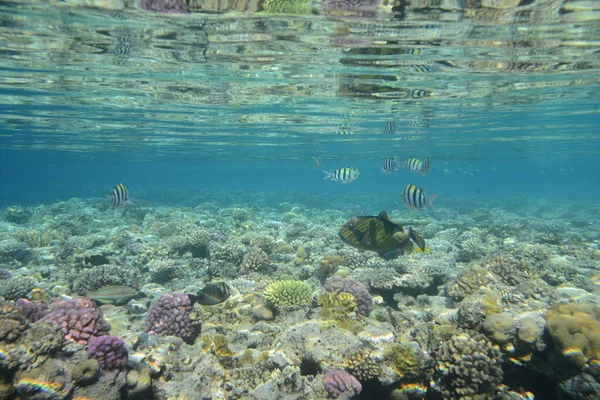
[0,0,598,163]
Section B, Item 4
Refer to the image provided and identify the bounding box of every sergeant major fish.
[402,157,430,176]
[401,184,437,211]
[339,211,425,259]
[323,167,360,183]
[108,183,134,208]
[381,157,397,174]
[188,282,231,306]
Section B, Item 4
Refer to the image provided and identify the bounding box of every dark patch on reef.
[503,363,558,399]
[356,378,392,399]
[85,254,110,266]
[299,356,321,376]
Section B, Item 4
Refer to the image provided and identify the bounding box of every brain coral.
[264,280,313,309]
[544,303,600,377]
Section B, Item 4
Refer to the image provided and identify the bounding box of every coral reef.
[87,335,128,370]
[0,276,36,301]
[71,264,139,294]
[0,304,29,342]
[446,266,499,302]
[325,277,372,317]
[544,303,600,377]
[264,280,313,309]
[144,292,201,344]
[242,247,272,273]
[40,298,111,344]
[138,0,188,13]
[346,349,381,382]
[71,359,101,385]
[430,329,503,399]
[322,369,362,399]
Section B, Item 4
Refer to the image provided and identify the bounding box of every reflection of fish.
[188,282,231,305]
[323,167,360,183]
[339,211,425,259]
[401,184,437,211]
[402,157,430,176]
[107,183,134,208]
[381,157,397,173]
[313,156,322,170]
[384,120,396,135]
[87,285,136,304]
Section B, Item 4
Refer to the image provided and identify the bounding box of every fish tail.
[426,194,438,210]
[323,170,333,180]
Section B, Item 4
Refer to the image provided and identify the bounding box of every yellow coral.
[544,303,600,375]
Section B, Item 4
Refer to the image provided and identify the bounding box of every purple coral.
[144,292,201,344]
[15,298,49,322]
[323,0,381,17]
[323,369,362,398]
[138,0,188,13]
[325,277,373,317]
[87,335,128,370]
[40,298,111,344]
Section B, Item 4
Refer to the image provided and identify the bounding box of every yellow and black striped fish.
[323,167,360,183]
[339,211,425,259]
[402,157,430,176]
[401,184,437,211]
[188,282,231,306]
[107,183,133,208]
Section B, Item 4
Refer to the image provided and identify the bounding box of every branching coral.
[264,280,313,309]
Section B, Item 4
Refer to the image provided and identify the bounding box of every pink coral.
[323,369,362,398]
[144,292,201,344]
[40,298,111,344]
[87,335,128,370]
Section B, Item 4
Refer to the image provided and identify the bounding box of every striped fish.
[381,157,397,174]
[402,157,430,176]
[401,184,437,211]
[383,120,397,135]
[188,282,231,306]
[107,183,134,208]
[87,285,136,304]
[408,89,433,98]
[323,167,360,183]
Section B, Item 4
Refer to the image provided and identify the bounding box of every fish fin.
[426,194,438,211]
[187,294,199,306]
[409,229,426,251]
[322,170,333,180]
[95,298,113,304]
[378,211,390,221]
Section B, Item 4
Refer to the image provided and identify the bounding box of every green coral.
[384,342,423,379]
[264,280,313,309]
[317,292,361,332]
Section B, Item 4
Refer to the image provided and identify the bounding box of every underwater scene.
[1,0,600,399]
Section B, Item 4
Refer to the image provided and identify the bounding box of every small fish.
[402,157,430,176]
[401,184,437,211]
[383,120,397,135]
[323,167,360,183]
[107,183,134,208]
[87,285,137,304]
[336,129,352,135]
[408,89,432,98]
[188,282,231,306]
[381,157,397,174]
[313,156,322,170]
